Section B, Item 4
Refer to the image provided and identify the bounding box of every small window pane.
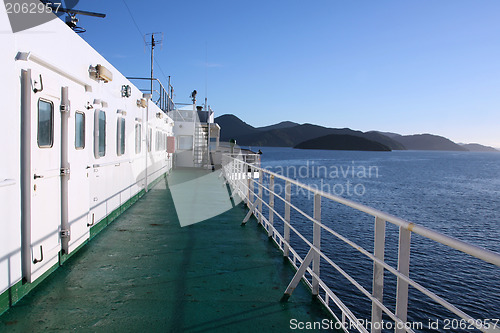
[94,110,106,158]
[148,128,152,152]
[135,123,141,154]
[117,117,125,156]
[75,112,85,149]
[38,99,53,148]
[178,135,193,150]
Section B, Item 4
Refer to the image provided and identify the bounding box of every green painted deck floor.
[0,171,333,332]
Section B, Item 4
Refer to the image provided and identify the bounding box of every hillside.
[215,115,492,152]
[256,121,299,132]
[214,114,259,139]
[391,134,467,151]
[295,134,391,151]
[215,115,403,149]
[460,143,499,152]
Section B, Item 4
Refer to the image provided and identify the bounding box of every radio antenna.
[41,1,106,33]
[144,32,164,95]
[205,41,208,111]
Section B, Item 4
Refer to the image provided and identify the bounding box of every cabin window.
[178,135,193,150]
[94,110,106,158]
[117,117,126,156]
[147,127,152,152]
[75,112,85,149]
[37,99,53,148]
[155,130,160,151]
[135,123,141,154]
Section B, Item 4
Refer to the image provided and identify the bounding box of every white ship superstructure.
[0,5,174,301]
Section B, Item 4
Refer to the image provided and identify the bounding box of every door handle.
[33,245,44,264]
[34,174,44,179]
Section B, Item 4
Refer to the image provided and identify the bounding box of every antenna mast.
[144,32,163,95]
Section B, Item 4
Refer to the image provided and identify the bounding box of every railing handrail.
[127,76,175,112]
[226,154,500,267]
[221,153,500,333]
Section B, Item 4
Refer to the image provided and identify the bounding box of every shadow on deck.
[0,171,335,332]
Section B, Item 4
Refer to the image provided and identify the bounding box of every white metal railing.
[127,77,175,112]
[221,153,500,333]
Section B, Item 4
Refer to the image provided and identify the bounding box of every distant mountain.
[460,143,499,152]
[256,121,299,132]
[365,131,406,150]
[214,114,259,139]
[391,134,467,151]
[232,123,336,146]
[295,134,391,151]
[215,114,489,152]
[215,115,403,150]
[377,132,403,139]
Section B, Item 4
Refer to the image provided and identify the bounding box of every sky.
[70,0,500,147]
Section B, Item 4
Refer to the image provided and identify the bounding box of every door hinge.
[60,103,70,113]
[60,229,71,238]
[60,168,70,176]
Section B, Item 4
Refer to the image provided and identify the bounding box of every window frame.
[37,98,54,148]
[75,111,85,150]
[116,116,126,156]
[177,135,193,151]
[94,110,106,158]
[135,122,142,154]
[147,127,152,152]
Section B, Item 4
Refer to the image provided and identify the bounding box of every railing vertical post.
[232,157,235,183]
[249,165,255,208]
[241,157,247,204]
[371,217,386,333]
[268,175,275,237]
[238,159,247,202]
[284,180,291,257]
[312,193,321,295]
[245,156,250,206]
[395,227,411,333]
[258,170,263,224]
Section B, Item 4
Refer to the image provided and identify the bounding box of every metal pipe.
[150,34,154,96]
[312,194,321,295]
[60,86,70,254]
[284,180,291,257]
[21,69,32,283]
[268,175,274,237]
[144,102,148,192]
[395,227,411,332]
[168,76,171,112]
[371,217,386,332]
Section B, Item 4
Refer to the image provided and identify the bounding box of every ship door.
[29,84,62,282]
[63,89,91,255]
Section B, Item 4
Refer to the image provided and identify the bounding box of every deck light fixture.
[89,64,113,83]
[121,85,131,98]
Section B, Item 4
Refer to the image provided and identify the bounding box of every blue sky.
[72,0,500,147]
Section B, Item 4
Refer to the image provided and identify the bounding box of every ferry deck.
[0,170,334,332]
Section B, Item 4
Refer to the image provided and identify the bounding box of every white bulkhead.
[0,6,173,303]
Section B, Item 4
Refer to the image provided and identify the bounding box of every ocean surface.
[256,147,500,332]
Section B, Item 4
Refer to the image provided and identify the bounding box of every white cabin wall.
[173,121,196,167]
[1,6,174,303]
[0,8,22,294]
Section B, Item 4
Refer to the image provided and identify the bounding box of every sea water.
[257,147,500,332]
